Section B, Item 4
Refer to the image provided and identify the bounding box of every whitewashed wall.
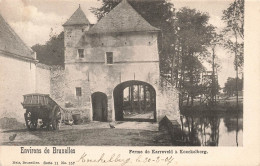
[0,54,36,122]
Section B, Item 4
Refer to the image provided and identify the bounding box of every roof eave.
[62,23,89,27]
[87,29,160,35]
[0,49,38,63]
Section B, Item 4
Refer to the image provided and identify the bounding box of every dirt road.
[0,121,172,146]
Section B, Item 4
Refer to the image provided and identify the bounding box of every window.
[76,87,82,97]
[78,49,84,58]
[106,52,113,64]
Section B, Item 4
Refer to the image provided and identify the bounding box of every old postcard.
[0,0,259,165]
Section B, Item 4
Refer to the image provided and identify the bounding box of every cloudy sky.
[0,0,236,87]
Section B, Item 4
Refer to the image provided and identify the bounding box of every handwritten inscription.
[77,153,174,166]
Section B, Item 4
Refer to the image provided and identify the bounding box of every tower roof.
[63,5,90,26]
[0,14,35,61]
[88,0,160,34]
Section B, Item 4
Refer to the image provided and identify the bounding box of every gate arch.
[113,80,156,122]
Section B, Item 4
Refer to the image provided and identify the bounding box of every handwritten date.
[77,153,174,166]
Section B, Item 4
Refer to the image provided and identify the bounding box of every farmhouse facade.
[61,0,179,122]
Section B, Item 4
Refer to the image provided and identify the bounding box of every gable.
[88,0,160,34]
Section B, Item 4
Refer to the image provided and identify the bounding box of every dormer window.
[78,49,84,58]
[106,52,113,64]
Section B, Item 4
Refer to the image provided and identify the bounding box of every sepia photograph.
[0,0,244,148]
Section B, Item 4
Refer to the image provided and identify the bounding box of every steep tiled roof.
[0,14,35,61]
[88,0,160,34]
[63,5,90,26]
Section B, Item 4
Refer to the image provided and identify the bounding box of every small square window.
[106,52,113,64]
[78,49,84,58]
[76,87,82,97]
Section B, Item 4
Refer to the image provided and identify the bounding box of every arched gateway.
[113,81,156,122]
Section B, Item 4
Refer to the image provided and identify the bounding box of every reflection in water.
[179,112,243,146]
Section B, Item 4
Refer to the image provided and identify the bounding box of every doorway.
[92,92,108,121]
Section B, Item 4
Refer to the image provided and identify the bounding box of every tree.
[222,0,244,108]
[223,77,243,96]
[222,0,244,71]
[32,32,64,66]
[208,33,222,105]
[174,7,216,106]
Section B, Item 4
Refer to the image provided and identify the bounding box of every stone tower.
[63,5,90,63]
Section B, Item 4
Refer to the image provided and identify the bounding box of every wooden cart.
[21,93,62,131]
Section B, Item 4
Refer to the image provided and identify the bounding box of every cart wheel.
[52,118,61,130]
[24,112,37,131]
[52,119,57,130]
[52,107,61,130]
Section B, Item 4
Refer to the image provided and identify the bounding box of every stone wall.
[50,65,65,106]
[157,77,180,123]
[35,63,51,94]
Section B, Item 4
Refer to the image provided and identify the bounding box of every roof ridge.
[88,0,159,34]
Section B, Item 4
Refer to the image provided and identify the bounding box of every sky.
[0,0,237,87]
